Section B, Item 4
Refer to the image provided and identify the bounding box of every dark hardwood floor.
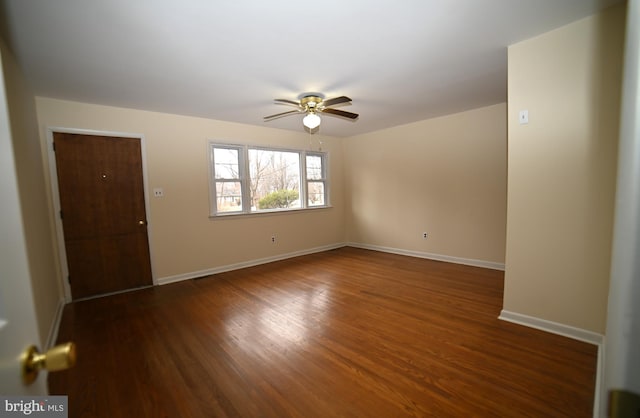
[49,247,597,417]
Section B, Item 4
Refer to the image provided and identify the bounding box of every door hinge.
[59,210,63,220]
[67,275,70,283]
[52,141,56,151]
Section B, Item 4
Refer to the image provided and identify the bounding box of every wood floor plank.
[49,247,597,417]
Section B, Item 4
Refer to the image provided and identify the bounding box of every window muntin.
[210,143,328,216]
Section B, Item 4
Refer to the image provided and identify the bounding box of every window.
[209,143,329,216]
[212,146,244,213]
[306,154,326,207]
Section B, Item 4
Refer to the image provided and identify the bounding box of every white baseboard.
[157,243,346,285]
[44,298,66,349]
[346,242,505,271]
[159,242,504,286]
[498,310,604,418]
[498,310,603,345]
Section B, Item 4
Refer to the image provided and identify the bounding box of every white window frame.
[305,151,328,208]
[208,142,330,217]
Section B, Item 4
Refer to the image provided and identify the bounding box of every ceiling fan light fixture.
[264,94,357,132]
[303,113,321,129]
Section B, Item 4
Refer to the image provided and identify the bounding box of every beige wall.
[343,103,507,265]
[35,98,346,282]
[504,4,626,333]
[1,40,62,344]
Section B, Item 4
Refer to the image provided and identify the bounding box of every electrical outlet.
[422,232,428,239]
[519,110,529,125]
[153,187,164,197]
[271,235,276,244]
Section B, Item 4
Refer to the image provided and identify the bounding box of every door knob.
[21,342,76,385]
[138,220,146,225]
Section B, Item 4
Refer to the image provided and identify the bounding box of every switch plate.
[519,110,529,125]
[153,188,164,197]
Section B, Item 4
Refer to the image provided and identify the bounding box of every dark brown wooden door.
[54,132,152,299]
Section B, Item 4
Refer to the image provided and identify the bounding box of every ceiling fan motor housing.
[300,95,324,111]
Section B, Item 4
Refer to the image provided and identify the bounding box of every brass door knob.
[138,220,146,225]
[21,342,76,385]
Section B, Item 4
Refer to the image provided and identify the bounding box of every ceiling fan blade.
[321,96,351,108]
[274,99,301,107]
[263,110,302,121]
[321,108,359,120]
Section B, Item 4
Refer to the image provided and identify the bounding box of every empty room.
[1,1,639,417]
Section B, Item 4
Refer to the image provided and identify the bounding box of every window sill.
[209,205,333,220]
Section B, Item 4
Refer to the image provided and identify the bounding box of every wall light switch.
[519,110,529,125]
[153,188,164,197]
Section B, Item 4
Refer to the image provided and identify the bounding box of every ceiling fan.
[264,93,359,130]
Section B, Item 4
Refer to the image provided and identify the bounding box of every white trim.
[45,127,157,303]
[157,243,345,285]
[71,285,153,302]
[498,310,603,345]
[594,341,606,418]
[44,298,65,350]
[346,242,505,271]
[158,242,505,285]
[498,310,604,418]
[45,129,71,301]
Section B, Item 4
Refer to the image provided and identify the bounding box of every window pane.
[249,149,300,211]
[214,148,240,179]
[216,181,243,212]
[307,181,325,206]
[306,155,323,180]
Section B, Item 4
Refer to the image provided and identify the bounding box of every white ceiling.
[0,0,622,137]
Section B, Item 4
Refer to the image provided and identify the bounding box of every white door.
[0,50,47,395]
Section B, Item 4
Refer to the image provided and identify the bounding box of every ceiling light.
[303,113,321,130]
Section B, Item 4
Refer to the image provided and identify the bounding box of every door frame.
[45,127,157,302]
